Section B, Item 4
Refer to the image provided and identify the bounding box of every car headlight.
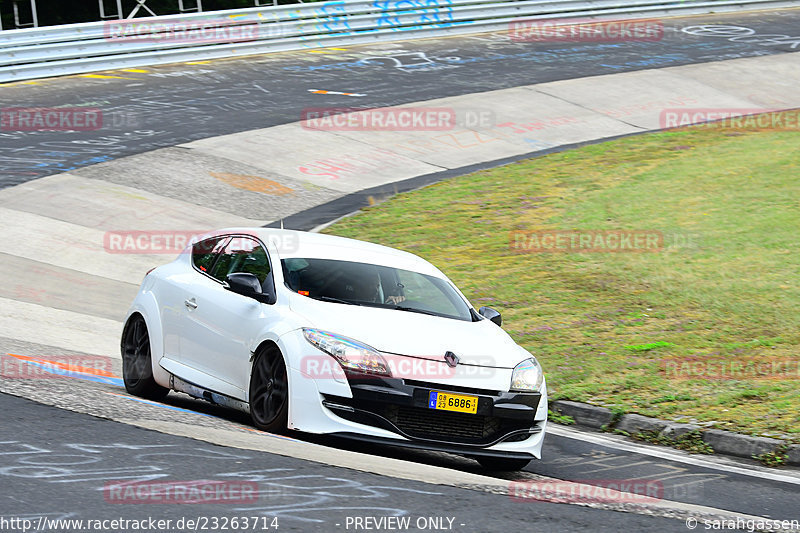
[510,357,544,392]
[303,328,391,376]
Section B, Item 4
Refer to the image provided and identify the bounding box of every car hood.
[288,295,527,369]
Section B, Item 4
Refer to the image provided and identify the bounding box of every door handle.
[184,298,198,310]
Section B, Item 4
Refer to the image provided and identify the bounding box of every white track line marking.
[548,425,800,485]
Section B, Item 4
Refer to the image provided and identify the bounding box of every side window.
[210,236,272,288]
[192,237,228,273]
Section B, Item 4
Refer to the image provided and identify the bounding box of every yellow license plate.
[428,391,478,414]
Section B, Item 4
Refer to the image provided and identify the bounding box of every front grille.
[384,405,502,442]
[403,379,501,397]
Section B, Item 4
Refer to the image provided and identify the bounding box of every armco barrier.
[0,0,797,82]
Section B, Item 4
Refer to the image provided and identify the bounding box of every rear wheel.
[249,345,289,433]
[475,456,531,471]
[121,315,168,400]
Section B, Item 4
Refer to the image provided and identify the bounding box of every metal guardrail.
[0,0,797,82]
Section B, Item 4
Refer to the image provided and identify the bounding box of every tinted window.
[210,236,272,289]
[192,236,228,273]
[282,258,472,321]
[395,269,465,317]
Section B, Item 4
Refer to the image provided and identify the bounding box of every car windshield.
[281,258,474,321]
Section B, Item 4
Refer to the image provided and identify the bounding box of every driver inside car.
[362,269,405,305]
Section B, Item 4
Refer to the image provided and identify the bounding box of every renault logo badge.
[444,351,459,368]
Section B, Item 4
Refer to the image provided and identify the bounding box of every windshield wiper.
[392,306,440,317]
[314,295,362,306]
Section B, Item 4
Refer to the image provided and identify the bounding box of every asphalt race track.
[1,6,800,533]
[0,393,695,533]
[1,10,800,186]
[2,352,799,530]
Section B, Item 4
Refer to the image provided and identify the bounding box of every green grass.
[754,446,790,467]
[626,341,675,352]
[632,430,714,455]
[548,410,576,425]
[323,116,800,442]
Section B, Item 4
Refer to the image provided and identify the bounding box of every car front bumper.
[282,332,548,459]
[324,372,542,442]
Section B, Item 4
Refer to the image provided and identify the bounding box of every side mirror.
[479,306,502,326]
[224,273,276,304]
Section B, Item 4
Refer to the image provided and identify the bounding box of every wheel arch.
[247,325,298,375]
[248,336,288,395]
[123,291,171,388]
[252,338,280,355]
[248,336,293,431]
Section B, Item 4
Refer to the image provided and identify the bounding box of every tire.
[249,344,289,433]
[475,456,531,472]
[121,314,169,400]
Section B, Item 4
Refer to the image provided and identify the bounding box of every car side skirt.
[169,373,251,414]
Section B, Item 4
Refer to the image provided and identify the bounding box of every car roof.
[206,228,445,278]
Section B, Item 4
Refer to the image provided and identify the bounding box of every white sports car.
[122,228,547,470]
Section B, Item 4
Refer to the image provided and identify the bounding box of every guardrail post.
[98,0,124,20]
[12,0,38,28]
[179,0,204,13]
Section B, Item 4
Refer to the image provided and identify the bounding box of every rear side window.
[192,237,228,273]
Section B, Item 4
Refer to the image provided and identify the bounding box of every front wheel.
[121,315,168,400]
[249,345,289,433]
[475,456,531,471]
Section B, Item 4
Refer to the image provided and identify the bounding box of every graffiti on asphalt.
[682,25,800,48]
[0,441,441,522]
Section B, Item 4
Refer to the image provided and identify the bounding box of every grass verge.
[323,116,800,443]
